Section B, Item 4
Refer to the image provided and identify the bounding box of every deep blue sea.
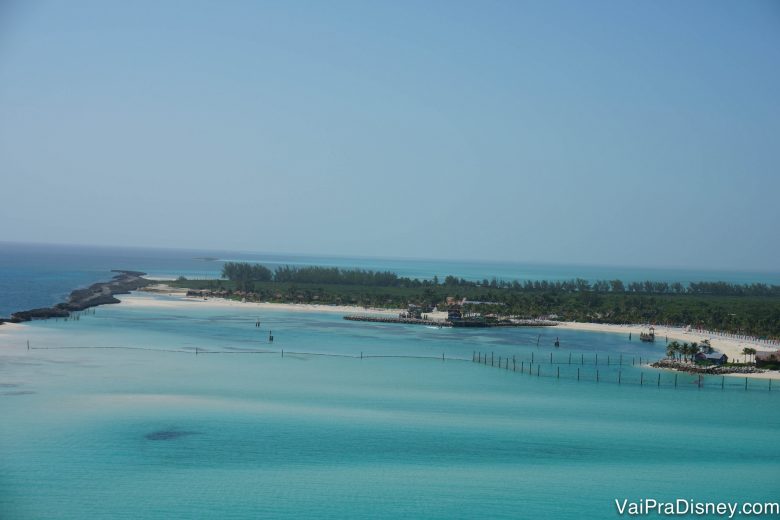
[2,241,779,318]
[1,242,779,519]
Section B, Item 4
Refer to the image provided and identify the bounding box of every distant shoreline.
[4,277,778,380]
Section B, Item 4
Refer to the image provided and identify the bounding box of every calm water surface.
[1,294,778,519]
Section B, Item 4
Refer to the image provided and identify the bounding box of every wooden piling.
[491,352,494,366]
[745,377,748,391]
[577,367,580,381]
[537,365,540,377]
[770,379,773,392]
[521,361,524,372]
[550,352,552,364]
[581,354,584,365]
[596,370,599,382]
[361,351,363,359]
[657,373,661,387]
[675,374,678,388]
[607,355,610,366]
[531,352,534,364]
[557,366,560,379]
[282,349,284,358]
[640,373,643,386]
[27,340,30,351]
[568,352,572,364]
[618,370,621,384]
[595,354,598,365]
[513,359,516,371]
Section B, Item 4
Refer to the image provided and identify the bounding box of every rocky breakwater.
[651,358,765,375]
[2,270,152,323]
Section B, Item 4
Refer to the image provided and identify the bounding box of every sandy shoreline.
[557,321,780,380]
[123,289,408,317]
[135,286,780,380]
[7,286,778,380]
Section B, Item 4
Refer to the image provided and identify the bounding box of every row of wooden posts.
[474,350,646,366]
[22,334,770,392]
[472,350,772,391]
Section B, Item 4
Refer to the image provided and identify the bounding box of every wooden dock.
[344,315,451,327]
[343,315,558,328]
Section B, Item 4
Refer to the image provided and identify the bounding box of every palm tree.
[745,347,757,364]
[690,342,699,362]
[742,347,751,364]
[681,342,690,362]
[667,341,680,360]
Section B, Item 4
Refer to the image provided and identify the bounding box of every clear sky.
[1,0,778,270]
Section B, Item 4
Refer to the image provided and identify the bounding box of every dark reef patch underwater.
[144,430,199,441]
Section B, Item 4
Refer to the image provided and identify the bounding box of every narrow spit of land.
[0,270,151,324]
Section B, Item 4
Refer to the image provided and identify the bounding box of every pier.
[343,315,558,328]
[344,315,451,326]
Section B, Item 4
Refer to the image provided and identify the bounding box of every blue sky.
[1,0,778,270]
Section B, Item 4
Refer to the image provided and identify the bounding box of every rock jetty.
[651,358,764,375]
[1,270,151,324]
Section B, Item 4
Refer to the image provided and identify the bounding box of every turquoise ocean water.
[1,243,779,518]
[1,292,779,519]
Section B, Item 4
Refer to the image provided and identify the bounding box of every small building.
[447,304,463,321]
[406,304,422,319]
[694,352,728,365]
[756,350,780,368]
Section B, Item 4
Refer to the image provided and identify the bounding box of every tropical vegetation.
[168,263,780,338]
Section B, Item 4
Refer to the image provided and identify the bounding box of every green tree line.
[221,262,780,297]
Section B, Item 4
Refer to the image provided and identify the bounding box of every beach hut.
[756,350,780,368]
[694,352,728,365]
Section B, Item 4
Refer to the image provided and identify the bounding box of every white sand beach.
[133,284,454,320]
[123,289,407,317]
[556,321,780,380]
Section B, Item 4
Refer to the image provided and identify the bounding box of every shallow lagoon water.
[1,295,778,519]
